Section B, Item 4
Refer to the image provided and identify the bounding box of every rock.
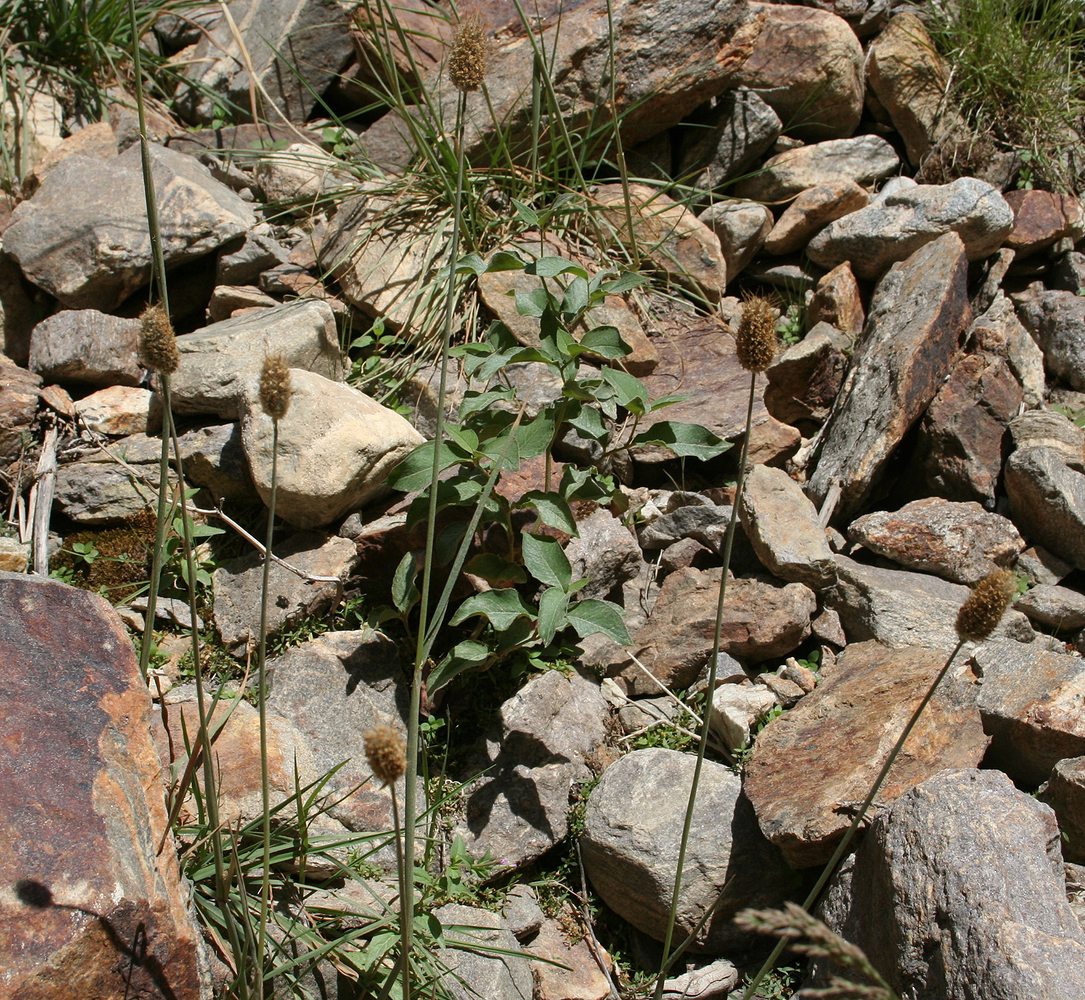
[637,493,730,553]
[530,916,613,1000]
[170,299,344,419]
[29,309,143,387]
[661,958,739,1000]
[698,200,772,281]
[0,76,63,191]
[1018,545,1073,587]
[1005,447,1085,570]
[593,183,727,300]
[267,630,411,835]
[865,12,963,166]
[457,670,609,870]
[580,748,797,953]
[1009,410,1085,470]
[806,261,864,335]
[252,142,355,207]
[739,464,836,587]
[0,573,206,998]
[239,368,423,528]
[75,386,160,436]
[734,135,898,202]
[764,321,850,427]
[814,769,1085,999]
[745,641,989,867]
[807,176,1014,280]
[176,0,355,124]
[1004,190,1085,258]
[1039,757,1085,864]
[4,144,255,310]
[502,884,544,942]
[1,248,48,364]
[621,568,816,693]
[827,554,1034,651]
[635,305,799,467]
[434,904,533,1000]
[0,353,40,465]
[205,284,278,321]
[764,180,869,255]
[1052,249,1085,293]
[216,231,290,286]
[709,682,779,752]
[807,233,971,521]
[565,507,643,600]
[848,498,1023,584]
[968,291,1045,409]
[972,641,1085,787]
[175,422,257,502]
[212,530,357,652]
[1014,288,1085,391]
[733,3,864,141]
[678,89,781,190]
[1016,584,1085,632]
[0,535,29,572]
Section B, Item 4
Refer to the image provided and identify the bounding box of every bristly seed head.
[139,304,179,375]
[956,568,1016,641]
[364,724,407,786]
[259,354,292,421]
[448,16,488,92]
[736,295,777,373]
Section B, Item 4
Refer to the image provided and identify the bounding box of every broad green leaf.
[566,598,631,644]
[521,533,572,590]
[631,420,732,461]
[599,367,650,413]
[537,586,569,646]
[465,552,528,586]
[572,325,632,360]
[527,256,589,279]
[510,198,540,227]
[561,275,589,316]
[428,639,492,693]
[485,250,527,272]
[445,423,481,453]
[387,439,468,492]
[516,491,577,535]
[456,253,486,276]
[599,271,647,295]
[514,410,557,459]
[514,286,550,317]
[449,589,534,630]
[459,388,515,418]
[391,552,418,614]
[565,404,609,443]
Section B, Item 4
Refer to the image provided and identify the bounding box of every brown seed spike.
[364,724,407,786]
[259,354,292,421]
[956,568,1016,642]
[736,295,777,373]
[448,17,488,92]
[139,303,179,374]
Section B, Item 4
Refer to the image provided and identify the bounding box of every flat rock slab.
[0,573,204,998]
[4,144,254,310]
[807,232,970,521]
[1014,288,1085,392]
[434,903,533,1000]
[973,641,1085,787]
[581,748,797,953]
[828,554,1034,652]
[814,769,1085,998]
[848,497,1023,584]
[620,567,816,694]
[1016,583,1085,632]
[1005,446,1085,571]
[745,640,989,868]
[29,309,142,387]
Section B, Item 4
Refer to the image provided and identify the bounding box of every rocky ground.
[3,0,1085,998]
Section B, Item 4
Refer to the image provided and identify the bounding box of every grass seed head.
[259,354,292,421]
[139,303,179,374]
[364,724,407,786]
[737,295,777,373]
[956,568,1016,641]
[448,16,488,92]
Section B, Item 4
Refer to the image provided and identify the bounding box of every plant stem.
[653,374,756,1000]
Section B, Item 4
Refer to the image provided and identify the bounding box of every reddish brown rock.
[531,916,612,1000]
[806,261,864,335]
[745,640,989,867]
[618,567,816,694]
[764,321,850,427]
[1004,190,1085,259]
[0,573,206,998]
[764,180,869,255]
[0,352,40,465]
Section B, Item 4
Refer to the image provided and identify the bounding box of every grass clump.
[926,0,1085,191]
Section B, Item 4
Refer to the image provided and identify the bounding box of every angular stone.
[662,958,739,1000]
[1014,288,1085,392]
[0,353,40,466]
[1009,410,1085,470]
[252,142,355,208]
[621,567,816,694]
[0,573,205,998]
[216,231,290,286]
[175,422,257,502]
[827,554,1034,651]
[0,535,29,572]
[734,135,899,202]
[170,299,344,419]
[848,498,1023,585]
[212,530,357,652]
[1,248,48,364]
[565,507,643,601]
[679,89,781,190]
[637,495,731,554]
[764,321,850,427]
[1016,584,1085,633]
[1005,447,1085,570]
[1005,190,1085,258]
[745,641,989,867]
[434,904,533,1000]
[29,309,142,387]
[1039,757,1085,864]
[807,176,1014,280]
[815,769,1085,998]
[709,682,779,752]
[205,284,278,322]
[581,748,797,952]
[807,233,971,520]
[968,291,1045,408]
[239,369,423,528]
[973,641,1085,787]
[764,180,869,255]
[75,385,160,437]
[594,183,727,300]
[699,200,772,281]
[733,3,864,141]
[531,916,613,1000]
[806,261,864,336]
[4,144,255,310]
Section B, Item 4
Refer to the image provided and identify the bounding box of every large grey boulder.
[814,769,1085,999]
[4,143,254,310]
[1014,288,1085,392]
[679,89,781,190]
[28,309,142,387]
[433,904,533,1000]
[580,748,797,953]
